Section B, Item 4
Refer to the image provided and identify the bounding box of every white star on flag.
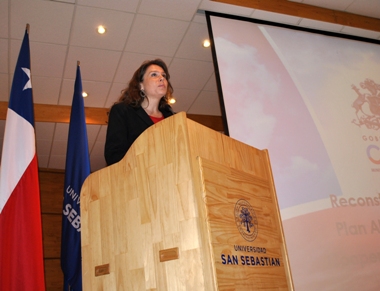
[21,67,32,90]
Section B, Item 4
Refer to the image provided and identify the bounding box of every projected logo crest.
[234,199,258,242]
[351,78,380,130]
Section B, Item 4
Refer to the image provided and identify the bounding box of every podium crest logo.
[351,78,380,130]
[234,199,258,242]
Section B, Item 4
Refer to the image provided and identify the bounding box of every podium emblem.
[234,199,258,242]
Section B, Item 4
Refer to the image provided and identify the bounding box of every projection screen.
[206,11,380,290]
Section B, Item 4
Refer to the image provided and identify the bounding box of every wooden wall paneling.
[42,214,62,258]
[40,170,65,214]
[44,259,64,291]
[39,170,65,290]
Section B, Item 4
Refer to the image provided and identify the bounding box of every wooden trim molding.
[0,101,108,125]
[0,101,224,132]
[212,0,380,32]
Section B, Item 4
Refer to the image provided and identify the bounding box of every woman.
[105,59,175,166]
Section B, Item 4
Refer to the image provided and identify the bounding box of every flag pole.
[26,23,30,33]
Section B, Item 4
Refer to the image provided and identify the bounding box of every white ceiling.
[0,0,379,172]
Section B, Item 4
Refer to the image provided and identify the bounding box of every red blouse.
[149,115,164,124]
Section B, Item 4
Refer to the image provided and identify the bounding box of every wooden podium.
[81,112,294,290]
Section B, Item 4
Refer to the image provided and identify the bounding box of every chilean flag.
[0,28,46,290]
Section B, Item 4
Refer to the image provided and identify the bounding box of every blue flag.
[61,64,90,291]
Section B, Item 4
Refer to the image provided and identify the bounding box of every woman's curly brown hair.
[117,59,174,109]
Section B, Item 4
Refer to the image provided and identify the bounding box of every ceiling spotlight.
[169,97,176,104]
[82,92,88,98]
[203,39,211,48]
[97,25,106,34]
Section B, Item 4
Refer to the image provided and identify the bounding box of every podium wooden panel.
[81,112,293,290]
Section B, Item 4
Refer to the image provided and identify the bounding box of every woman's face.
[140,64,168,100]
